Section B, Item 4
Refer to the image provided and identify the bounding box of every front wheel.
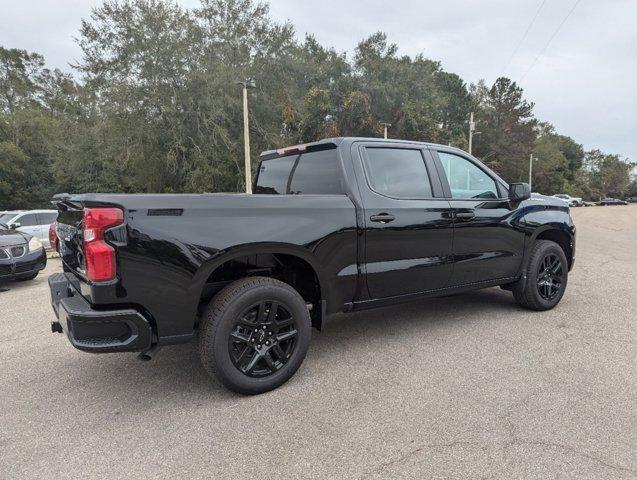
[512,240,568,311]
[198,276,311,395]
[14,272,39,282]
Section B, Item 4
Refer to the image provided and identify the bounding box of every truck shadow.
[0,274,49,292]
[0,258,61,292]
[63,286,521,406]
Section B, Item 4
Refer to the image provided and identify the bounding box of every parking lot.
[1,205,636,479]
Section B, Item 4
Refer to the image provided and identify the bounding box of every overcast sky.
[1,0,635,162]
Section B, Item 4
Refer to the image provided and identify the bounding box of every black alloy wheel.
[228,300,298,377]
[536,253,563,301]
[512,239,569,311]
[198,276,311,395]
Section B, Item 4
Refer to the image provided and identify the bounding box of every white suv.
[552,194,583,207]
[0,210,58,249]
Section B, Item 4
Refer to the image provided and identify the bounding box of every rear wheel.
[198,276,311,395]
[513,240,568,311]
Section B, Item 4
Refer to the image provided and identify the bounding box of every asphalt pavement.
[1,205,636,479]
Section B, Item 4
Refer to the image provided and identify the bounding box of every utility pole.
[468,112,474,155]
[237,78,256,193]
[380,122,392,140]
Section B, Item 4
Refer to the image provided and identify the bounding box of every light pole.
[380,122,392,140]
[237,78,256,193]
[529,154,538,191]
[468,112,476,155]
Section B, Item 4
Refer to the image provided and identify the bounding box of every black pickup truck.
[49,138,575,394]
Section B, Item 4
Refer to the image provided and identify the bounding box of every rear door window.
[363,147,433,199]
[255,148,343,194]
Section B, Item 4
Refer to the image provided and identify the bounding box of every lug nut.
[257,344,262,348]
[265,341,270,346]
[262,325,267,330]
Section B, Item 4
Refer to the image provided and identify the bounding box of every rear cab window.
[255,147,344,195]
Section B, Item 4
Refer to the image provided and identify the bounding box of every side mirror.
[10,222,21,229]
[509,182,531,202]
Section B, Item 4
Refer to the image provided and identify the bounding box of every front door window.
[438,152,499,199]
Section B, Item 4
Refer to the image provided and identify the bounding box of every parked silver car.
[0,210,58,249]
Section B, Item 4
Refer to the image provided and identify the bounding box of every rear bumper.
[49,272,153,353]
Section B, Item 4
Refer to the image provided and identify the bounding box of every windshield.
[0,213,17,224]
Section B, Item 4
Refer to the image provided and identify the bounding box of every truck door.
[431,149,525,285]
[354,142,454,299]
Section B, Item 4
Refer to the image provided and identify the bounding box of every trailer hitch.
[138,344,161,361]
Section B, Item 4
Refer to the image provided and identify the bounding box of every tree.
[0,47,68,208]
[585,150,635,198]
[352,33,447,142]
[624,179,637,198]
[472,77,537,182]
[0,0,631,206]
[532,135,569,194]
[529,123,585,195]
[0,141,29,209]
[338,90,376,136]
[433,71,471,146]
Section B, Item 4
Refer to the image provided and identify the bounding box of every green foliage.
[471,77,537,181]
[584,150,635,199]
[529,123,586,196]
[0,0,633,209]
[0,141,29,208]
[532,135,569,194]
[624,180,637,198]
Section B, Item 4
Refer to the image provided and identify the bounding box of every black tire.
[198,276,311,395]
[14,272,38,282]
[512,240,568,311]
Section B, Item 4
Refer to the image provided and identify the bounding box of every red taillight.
[49,222,58,252]
[83,208,124,282]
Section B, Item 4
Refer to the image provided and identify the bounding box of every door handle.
[370,213,396,223]
[455,211,475,220]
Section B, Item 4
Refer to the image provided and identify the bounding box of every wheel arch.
[531,226,574,270]
[193,243,328,329]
